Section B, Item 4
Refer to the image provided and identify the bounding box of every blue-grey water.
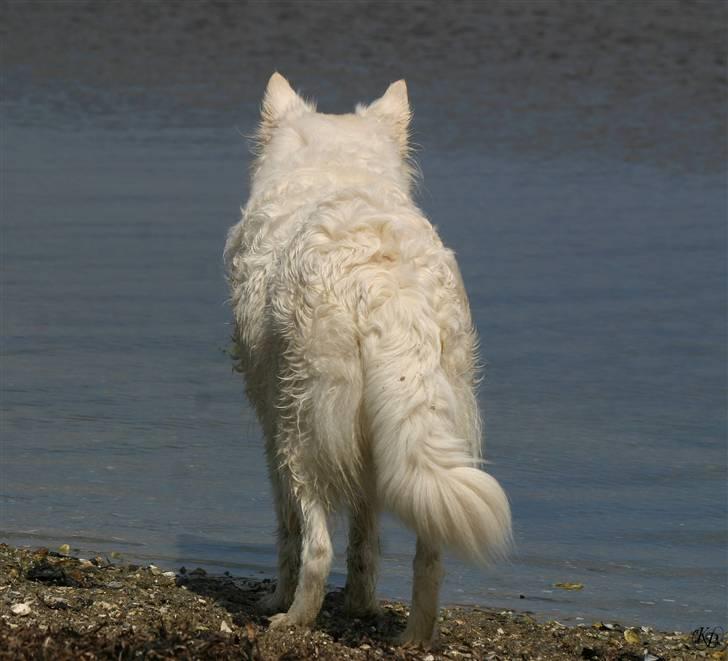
[1,1,726,632]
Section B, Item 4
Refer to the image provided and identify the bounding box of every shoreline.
[0,544,718,660]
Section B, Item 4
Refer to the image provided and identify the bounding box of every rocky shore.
[0,544,720,660]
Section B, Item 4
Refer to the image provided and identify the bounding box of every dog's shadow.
[178,573,407,647]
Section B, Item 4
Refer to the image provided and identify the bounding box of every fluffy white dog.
[225,73,511,645]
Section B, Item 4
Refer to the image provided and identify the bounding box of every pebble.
[162,571,176,578]
[11,602,32,616]
[106,581,123,589]
[42,596,69,610]
[220,620,233,634]
[424,655,434,661]
[148,565,161,576]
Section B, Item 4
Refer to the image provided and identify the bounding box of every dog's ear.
[258,73,313,144]
[367,80,411,153]
[262,73,306,123]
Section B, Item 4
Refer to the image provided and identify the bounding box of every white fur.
[225,73,512,645]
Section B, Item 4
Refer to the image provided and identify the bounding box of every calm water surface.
[1,1,726,632]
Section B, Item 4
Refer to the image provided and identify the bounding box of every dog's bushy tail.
[361,291,512,564]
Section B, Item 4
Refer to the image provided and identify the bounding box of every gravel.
[1,544,719,660]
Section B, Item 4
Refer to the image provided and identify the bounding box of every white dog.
[224,73,511,645]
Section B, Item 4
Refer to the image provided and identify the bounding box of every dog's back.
[225,74,511,644]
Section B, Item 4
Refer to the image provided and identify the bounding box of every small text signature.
[691,626,724,649]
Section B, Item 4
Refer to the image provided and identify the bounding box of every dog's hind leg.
[344,495,380,616]
[269,494,332,628]
[259,470,301,614]
[399,538,443,646]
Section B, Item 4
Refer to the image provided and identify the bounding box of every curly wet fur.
[224,73,512,644]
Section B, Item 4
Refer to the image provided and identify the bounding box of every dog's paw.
[397,628,432,648]
[267,612,294,630]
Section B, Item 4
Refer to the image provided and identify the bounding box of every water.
[1,1,726,632]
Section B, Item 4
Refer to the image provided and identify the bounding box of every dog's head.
[251,73,414,190]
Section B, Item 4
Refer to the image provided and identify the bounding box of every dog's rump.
[268,206,448,501]
[274,209,510,562]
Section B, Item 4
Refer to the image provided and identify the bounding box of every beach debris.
[624,627,641,644]
[554,582,584,590]
[27,560,85,587]
[41,595,70,610]
[0,542,708,660]
[11,602,32,616]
